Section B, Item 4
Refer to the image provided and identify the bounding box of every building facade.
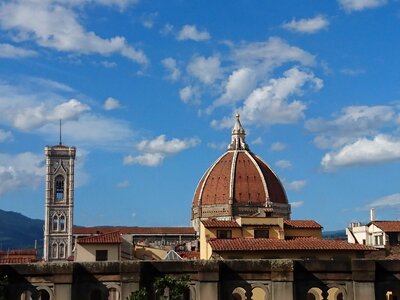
[43,144,76,262]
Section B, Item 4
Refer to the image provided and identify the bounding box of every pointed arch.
[55,175,65,201]
[59,215,66,231]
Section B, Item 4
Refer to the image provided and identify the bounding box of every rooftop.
[73,226,195,235]
[209,237,375,252]
[77,231,122,244]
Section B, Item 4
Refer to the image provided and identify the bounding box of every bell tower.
[43,141,76,261]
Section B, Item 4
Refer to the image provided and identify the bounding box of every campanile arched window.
[60,215,65,231]
[52,215,58,231]
[55,175,65,201]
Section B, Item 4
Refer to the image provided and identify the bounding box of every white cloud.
[162,57,181,81]
[123,153,164,167]
[0,129,13,142]
[287,180,306,191]
[338,0,387,12]
[276,160,292,169]
[270,142,286,152]
[0,43,37,58]
[11,99,90,130]
[229,67,321,127]
[125,135,201,167]
[211,68,257,110]
[322,134,400,170]
[231,37,315,73]
[140,12,158,29]
[0,0,147,64]
[282,16,329,34]
[0,152,43,197]
[104,97,121,110]
[290,201,304,209]
[306,105,395,149]
[100,61,117,68]
[340,68,365,76]
[187,56,222,84]
[179,85,200,104]
[251,137,263,145]
[364,193,400,209]
[116,179,129,188]
[177,25,210,41]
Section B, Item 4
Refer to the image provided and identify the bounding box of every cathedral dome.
[192,114,290,228]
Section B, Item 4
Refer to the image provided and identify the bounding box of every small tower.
[43,138,76,261]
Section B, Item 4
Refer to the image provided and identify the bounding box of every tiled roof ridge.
[284,219,322,228]
[0,249,37,256]
[77,231,122,244]
[202,220,241,228]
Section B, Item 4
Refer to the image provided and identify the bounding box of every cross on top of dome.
[228,113,249,151]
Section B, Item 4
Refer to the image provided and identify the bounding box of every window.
[52,215,58,231]
[96,250,108,261]
[52,243,58,258]
[55,175,64,201]
[254,229,269,238]
[59,243,65,258]
[60,215,65,231]
[217,230,232,239]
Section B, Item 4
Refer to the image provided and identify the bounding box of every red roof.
[371,221,400,232]
[0,249,37,256]
[193,151,288,207]
[202,220,240,228]
[284,220,322,229]
[209,238,375,252]
[73,226,195,235]
[177,251,200,260]
[78,231,121,244]
[0,257,37,264]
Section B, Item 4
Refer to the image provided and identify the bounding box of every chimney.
[370,208,376,222]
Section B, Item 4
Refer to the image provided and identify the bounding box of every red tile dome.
[192,114,290,228]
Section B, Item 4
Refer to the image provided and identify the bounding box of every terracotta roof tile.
[78,231,121,244]
[73,226,195,235]
[177,251,200,260]
[202,220,241,228]
[0,249,37,256]
[209,237,375,252]
[371,221,400,232]
[284,220,322,229]
[0,257,37,264]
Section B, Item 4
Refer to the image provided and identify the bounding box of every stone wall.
[1,259,400,299]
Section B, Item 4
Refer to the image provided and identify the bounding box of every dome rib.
[245,151,269,204]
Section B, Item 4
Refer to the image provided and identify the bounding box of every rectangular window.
[217,230,232,239]
[96,250,108,261]
[254,229,269,238]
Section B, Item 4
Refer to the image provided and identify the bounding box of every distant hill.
[0,209,44,252]
[323,229,347,240]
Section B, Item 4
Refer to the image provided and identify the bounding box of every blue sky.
[0,0,400,230]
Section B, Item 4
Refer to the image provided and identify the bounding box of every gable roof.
[371,221,400,232]
[77,231,121,244]
[209,237,375,252]
[284,220,322,229]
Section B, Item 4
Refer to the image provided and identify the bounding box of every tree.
[154,275,189,300]
[126,287,147,300]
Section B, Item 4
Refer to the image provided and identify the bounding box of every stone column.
[352,260,375,300]
[120,261,141,300]
[197,262,219,300]
[53,274,72,300]
[271,260,294,300]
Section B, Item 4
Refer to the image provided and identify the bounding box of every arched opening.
[328,287,345,300]
[52,215,58,231]
[59,243,65,259]
[55,175,64,201]
[39,289,51,300]
[90,289,103,300]
[307,287,323,300]
[232,287,246,300]
[252,286,267,300]
[20,290,32,300]
[108,288,119,300]
[52,243,58,259]
[59,215,65,231]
